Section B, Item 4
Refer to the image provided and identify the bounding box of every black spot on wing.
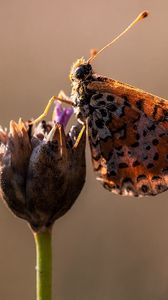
[118,162,129,169]
[143,130,147,137]
[153,153,159,161]
[95,119,104,129]
[156,184,167,193]
[93,93,103,100]
[131,142,139,148]
[116,151,124,157]
[122,177,134,184]
[147,163,154,169]
[152,139,159,145]
[100,108,107,117]
[122,95,131,107]
[152,105,159,118]
[137,174,147,182]
[147,124,156,131]
[136,99,144,111]
[140,184,149,193]
[108,170,117,177]
[106,95,115,102]
[162,167,168,174]
[108,104,117,112]
[135,133,140,140]
[132,160,141,167]
[152,175,161,181]
[115,145,122,151]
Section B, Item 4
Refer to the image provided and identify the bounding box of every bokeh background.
[0,0,168,299]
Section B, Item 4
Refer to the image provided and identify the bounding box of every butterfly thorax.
[70,58,97,121]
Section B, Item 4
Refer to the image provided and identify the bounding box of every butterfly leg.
[73,123,86,149]
[57,90,86,148]
[57,90,72,102]
[30,91,73,125]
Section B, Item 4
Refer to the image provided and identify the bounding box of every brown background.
[0,0,168,299]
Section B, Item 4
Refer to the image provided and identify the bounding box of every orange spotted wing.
[70,59,168,196]
[87,76,168,196]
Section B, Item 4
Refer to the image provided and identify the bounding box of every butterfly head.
[70,57,93,82]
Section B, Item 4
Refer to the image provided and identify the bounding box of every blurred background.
[0,0,168,299]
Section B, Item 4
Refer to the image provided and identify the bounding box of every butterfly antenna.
[87,11,149,63]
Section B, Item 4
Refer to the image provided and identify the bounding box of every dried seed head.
[0,114,86,232]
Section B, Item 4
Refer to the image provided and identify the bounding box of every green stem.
[34,228,52,300]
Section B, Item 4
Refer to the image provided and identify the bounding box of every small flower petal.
[53,101,73,128]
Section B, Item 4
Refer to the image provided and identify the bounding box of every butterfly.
[32,11,168,197]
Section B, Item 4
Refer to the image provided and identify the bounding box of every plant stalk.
[34,228,52,300]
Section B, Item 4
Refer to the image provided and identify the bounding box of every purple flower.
[53,101,73,128]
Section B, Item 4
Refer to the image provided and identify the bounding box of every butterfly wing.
[87,76,168,196]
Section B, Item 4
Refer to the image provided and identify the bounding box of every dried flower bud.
[0,107,86,232]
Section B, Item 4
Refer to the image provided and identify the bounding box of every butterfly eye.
[74,63,92,80]
[74,66,85,79]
